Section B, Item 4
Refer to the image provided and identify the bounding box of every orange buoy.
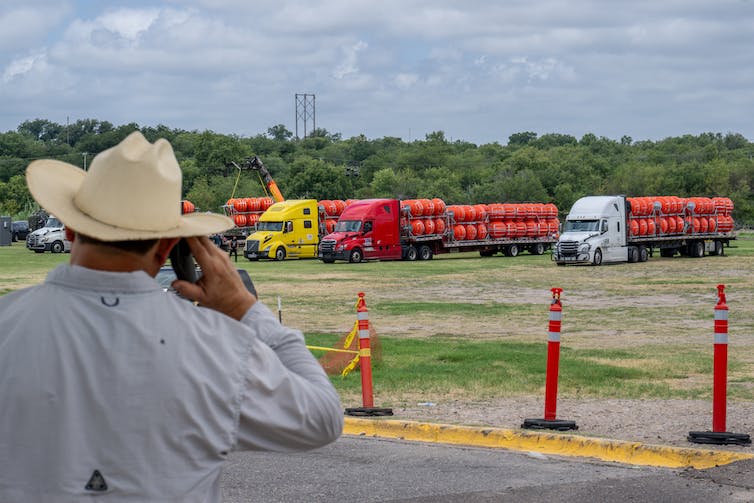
[489,221,507,238]
[476,223,488,239]
[434,218,446,234]
[465,223,477,240]
[465,205,477,222]
[431,198,446,215]
[411,219,425,235]
[646,218,656,235]
[630,219,640,236]
[474,204,488,221]
[453,224,466,240]
[247,213,259,227]
[234,214,247,227]
[423,218,436,235]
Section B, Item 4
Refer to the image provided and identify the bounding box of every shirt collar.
[45,264,161,294]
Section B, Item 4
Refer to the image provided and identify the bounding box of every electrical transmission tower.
[295,93,316,139]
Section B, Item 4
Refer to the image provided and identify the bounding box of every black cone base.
[345,407,394,417]
[522,418,578,431]
[688,430,751,445]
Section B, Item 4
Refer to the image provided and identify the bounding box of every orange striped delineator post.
[345,292,393,417]
[688,285,751,445]
[522,288,577,431]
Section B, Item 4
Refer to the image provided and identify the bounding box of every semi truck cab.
[319,199,402,263]
[244,199,320,260]
[25,215,71,253]
[554,196,628,265]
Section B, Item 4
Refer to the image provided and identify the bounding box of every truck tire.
[639,246,649,262]
[349,248,363,263]
[530,243,545,255]
[406,246,418,261]
[628,247,638,263]
[505,244,519,257]
[419,245,433,260]
[274,247,286,261]
[592,248,603,266]
[689,241,704,258]
[713,240,724,256]
[51,241,64,254]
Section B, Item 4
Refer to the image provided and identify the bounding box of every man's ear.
[155,238,181,266]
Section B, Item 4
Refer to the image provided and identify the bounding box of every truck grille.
[245,240,259,253]
[319,239,336,254]
[27,235,41,247]
[558,240,579,256]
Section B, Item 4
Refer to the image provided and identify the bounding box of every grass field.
[2,234,753,409]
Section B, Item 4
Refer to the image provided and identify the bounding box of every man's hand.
[172,236,256,320]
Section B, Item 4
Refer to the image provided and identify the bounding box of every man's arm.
[234,302,343,451]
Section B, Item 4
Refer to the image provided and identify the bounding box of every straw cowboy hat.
[26,131,233,241]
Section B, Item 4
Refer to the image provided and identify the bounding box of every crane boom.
[244,156,284,203]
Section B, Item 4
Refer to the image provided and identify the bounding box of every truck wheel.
[505,244,519,257]
[628,247,638,263]
[51,241,64,253]
[592,248,603,266]
[639,246,649,262]
[530,243,545,255]
[713,240,724,256]
[274,247,286,261]
[405,246,418,261]
[349,248,363,263]
[692,241,704,258]
[419,245,433,260]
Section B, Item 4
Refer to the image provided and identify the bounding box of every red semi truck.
[317,198,560,263]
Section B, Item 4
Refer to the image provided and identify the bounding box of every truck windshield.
[45,217,62,228]
[565,220,600,232]
[334,220,362,232]
[256,221,283,232]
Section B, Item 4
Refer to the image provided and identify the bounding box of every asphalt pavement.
[221,435,754,502]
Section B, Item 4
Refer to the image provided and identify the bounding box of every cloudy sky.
[2,0,753,145]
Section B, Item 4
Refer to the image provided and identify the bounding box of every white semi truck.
[26,215,71,253]
[553,195,735,265]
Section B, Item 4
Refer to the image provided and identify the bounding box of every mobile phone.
[168,239,257,297]
[169,239,199,283]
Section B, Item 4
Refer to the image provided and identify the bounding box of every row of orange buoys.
[488,219,560,239]
[628,196,735,216]
[400,198,448,217]
[629,215,736,236]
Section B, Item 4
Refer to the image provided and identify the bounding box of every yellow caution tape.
[341,355,360,377]
[306,345,358,354]
[343,321,358,350]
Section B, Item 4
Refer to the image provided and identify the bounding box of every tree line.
[1,118,753,225]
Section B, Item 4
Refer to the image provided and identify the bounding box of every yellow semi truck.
[244,199,324,260]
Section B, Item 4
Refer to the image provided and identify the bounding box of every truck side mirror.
[285,222,293,233]
[601,221,608,233]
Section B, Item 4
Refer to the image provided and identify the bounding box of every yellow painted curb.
[343,418,753,469]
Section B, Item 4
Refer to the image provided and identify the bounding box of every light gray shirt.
[0,264,343,502]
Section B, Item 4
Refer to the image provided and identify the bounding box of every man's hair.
[76,233,159,255]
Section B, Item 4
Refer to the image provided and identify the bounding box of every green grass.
[305,333,754,402]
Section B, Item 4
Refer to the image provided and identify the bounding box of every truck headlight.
[578,243,590,253]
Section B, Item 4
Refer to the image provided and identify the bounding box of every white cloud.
[333,40,367,79]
